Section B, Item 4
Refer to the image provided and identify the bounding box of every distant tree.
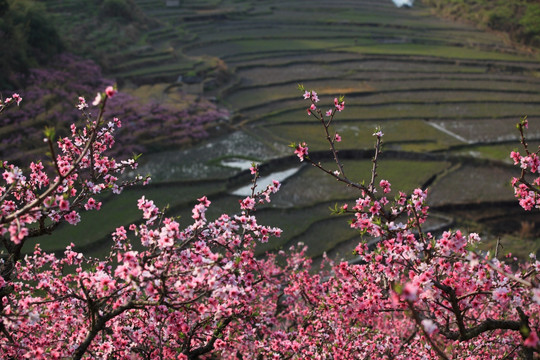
[100,0,135,21]
[520,4,540,46]
[0,0,62,88]
[0,86,538,359]
[0,0,8,17]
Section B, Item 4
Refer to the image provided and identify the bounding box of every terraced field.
[33,0,540,259]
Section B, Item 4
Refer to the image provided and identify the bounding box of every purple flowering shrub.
[2,53,229,162]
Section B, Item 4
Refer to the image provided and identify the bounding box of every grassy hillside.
[422,0,540,49]
[42,0,159,74]
[6,0,540,261]
[0,0,162,88]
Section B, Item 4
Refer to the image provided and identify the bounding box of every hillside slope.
[421,0,540,49]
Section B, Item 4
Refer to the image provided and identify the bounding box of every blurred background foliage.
[422,0,540,49]
[0,0,63,88]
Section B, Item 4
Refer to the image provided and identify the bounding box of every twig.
[494,238,502,259]
[368,134,383,193]
[1,96,108,225]
[407,302,450,360]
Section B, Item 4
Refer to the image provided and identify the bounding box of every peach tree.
[0,87,537,359]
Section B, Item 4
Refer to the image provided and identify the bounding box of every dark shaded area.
[0,0,63,88]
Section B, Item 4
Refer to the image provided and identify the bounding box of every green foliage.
[486,5,514,32]
[520,5,540,46]
[0,0,63,88]
[0,0,8,17]
[421,0,540,48]
[100,0,135,21]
